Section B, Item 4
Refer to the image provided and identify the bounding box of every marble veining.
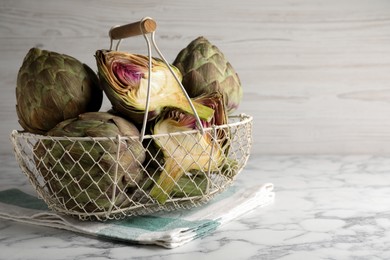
[1,155,390,259]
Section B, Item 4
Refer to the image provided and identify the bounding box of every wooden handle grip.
[109,18,157,40]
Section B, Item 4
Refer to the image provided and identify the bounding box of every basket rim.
[11,113,253,141]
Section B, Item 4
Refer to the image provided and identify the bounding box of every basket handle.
[107,17,206,140]
[109,18,157,40]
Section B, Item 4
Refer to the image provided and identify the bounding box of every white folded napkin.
[0,183,274,248]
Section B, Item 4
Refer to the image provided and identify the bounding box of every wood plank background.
[1,0,390,155]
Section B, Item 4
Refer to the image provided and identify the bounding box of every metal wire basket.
[10,18,253,220]
[11,114,252,220]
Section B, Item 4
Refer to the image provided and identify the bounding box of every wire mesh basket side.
[11,114,252,220]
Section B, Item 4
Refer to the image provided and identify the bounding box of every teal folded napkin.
[0,183,274,248]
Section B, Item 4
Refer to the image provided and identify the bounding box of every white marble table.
[1,154,389,259]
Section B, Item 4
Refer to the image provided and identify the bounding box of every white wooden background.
[1,0,390,155]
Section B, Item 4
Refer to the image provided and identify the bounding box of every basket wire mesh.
[11,114,252,220]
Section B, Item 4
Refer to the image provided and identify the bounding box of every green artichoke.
[16,48,103,134]
[173,36,242,114]
[34,112,145,213]
[95,50,214,123]
[141,169,209,198]
[149,92,228,204]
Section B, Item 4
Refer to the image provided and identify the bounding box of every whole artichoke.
[16,48,103,134]
[34,112,146,213]
[173,37,242,114]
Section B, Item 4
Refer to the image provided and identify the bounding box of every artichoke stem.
[167,97,214,122]
[149,158,184,204]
